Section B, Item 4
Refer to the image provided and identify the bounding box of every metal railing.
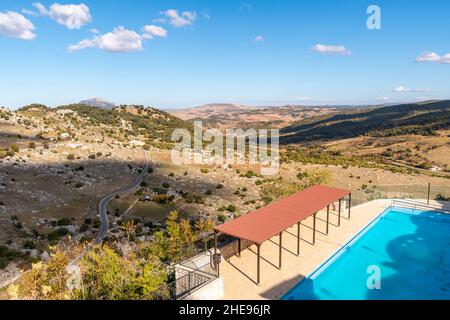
[160,260,219,300]
[348,184,450,208]
[391,199,450,214]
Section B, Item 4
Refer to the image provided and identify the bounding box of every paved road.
[70,150,150,265]
[94,150,151,244]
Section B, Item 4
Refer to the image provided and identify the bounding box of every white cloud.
[142,25,167,40]
[254,35,264,42]
[203,11,210,20]
[68,26,143,53]
[295,97,310,101]
[22,8,39,17]
[32,2,47,15]
[393,86,430,93]
[441,54,450,64]
[0,11,36,40]
[415,51,450,64]
[160,9,196,27]
[312,44,351,56]
[377,96,390,101]
[415,52,441,62]
[393,86,410,93]
[33,2,91,29]
[89,28,99,34]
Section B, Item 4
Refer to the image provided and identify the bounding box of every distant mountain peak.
[79,98,116,109]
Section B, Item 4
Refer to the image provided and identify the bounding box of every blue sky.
[0,0,449,109]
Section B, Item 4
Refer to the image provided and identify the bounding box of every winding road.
[94,150,151,244]
[71,150,150,264]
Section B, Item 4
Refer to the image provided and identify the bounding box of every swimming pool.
[282,207,450,300]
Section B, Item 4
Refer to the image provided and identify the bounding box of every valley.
[1,100,449,296]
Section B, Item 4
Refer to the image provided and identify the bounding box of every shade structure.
[214,185,351,245]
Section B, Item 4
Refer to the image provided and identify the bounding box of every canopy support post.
[338,199,341,226]
[297,222,301,256]
[237,238,241,257]
[256,243,261,285]
[326,205,330,235]
[313,213,317,244]
[279,232,283,269]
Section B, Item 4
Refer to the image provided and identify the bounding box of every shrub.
[29,142,36,149]
[0,245,21,269]
[245,170,255,178]
[57,218,71,226]
[47,228,69,241]
[216,184,224,189]
[67,154,75,160]
[201,168,209,174]
[153,186,167,195]
[23,240,36,250]
[226,205,236,213]
[10,144,19,153]
[296,171,308,180]
[205,190,212,195]
[92,218,101,229]
[153,194,174,204]
[183,193,205,204]
[162,182,170,189]
[88,154,96,160]
[75,182,84,189]
[218,214,227,223]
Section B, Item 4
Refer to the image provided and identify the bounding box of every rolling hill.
[170,103,341,129]
[14,103,192,146]
[281,100,450,144]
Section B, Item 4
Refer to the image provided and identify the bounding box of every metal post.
[214,230,218,273]
[214,231,217,256]
[238,238,241,257]
[279,232,283,269]
[188,271,192,295]
[427,183,431,205]
[313,213,316,244]
[297,221,301,256]
[338,199,341,226]
[256,243,261,285]
[326,205,330,234]
[348,193,352,219]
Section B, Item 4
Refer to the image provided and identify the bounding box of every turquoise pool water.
[282,207,450,300]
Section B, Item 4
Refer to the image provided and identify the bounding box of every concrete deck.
[216,199,444,300]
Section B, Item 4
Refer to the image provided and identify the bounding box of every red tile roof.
[214,185,351,244]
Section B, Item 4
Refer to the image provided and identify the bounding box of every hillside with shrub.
[281,100,450,143]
